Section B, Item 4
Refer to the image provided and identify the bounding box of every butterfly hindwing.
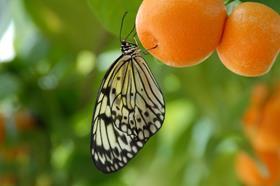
[91,108,144,173]
[131,57,165,139]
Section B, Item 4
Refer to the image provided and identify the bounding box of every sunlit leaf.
[23,0,108,52]
[88,0,141,37]
[0,0,12,40]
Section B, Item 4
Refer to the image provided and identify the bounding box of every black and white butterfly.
[90,14,165,173]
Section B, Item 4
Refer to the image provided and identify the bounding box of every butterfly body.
[91,41,165,173]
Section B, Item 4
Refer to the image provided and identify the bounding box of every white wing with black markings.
[90,43,165,173]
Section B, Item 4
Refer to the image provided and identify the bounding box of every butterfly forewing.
[91,43,165,173]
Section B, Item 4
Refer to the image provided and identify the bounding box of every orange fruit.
[250,85,269,106]
[15,112,36,131]
[0,146,29,161]
[243,84,268,126]
[235,151,280,186]
[217,2,280,77]
[254,90,280,151]
[0,176,17,186]
[243,83,280,151]
[0,114,5,143]
[136,0,226,67]
[242,84,268,143]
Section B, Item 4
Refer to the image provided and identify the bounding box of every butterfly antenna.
[120,11,128,43]
[133,31,137,38]
[125,24,136,41]
[133,37,139,45]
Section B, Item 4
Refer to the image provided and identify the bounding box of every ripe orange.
[242,85,268,143]
[15,112,36,131]
[0,176,17,186]
[217,2,280,77]
[136,0,226,67]
[235,151,280,186]
[243,83,280,151]
[249,85,269,106]
[0,114,5,143]
[254,89,280,151]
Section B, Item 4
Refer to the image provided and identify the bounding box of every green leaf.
[0,0,12,39]
[22,0,107,52]
[88,0,142,37]
[0,73,20,99]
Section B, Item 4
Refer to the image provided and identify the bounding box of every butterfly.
[90,13,165,173]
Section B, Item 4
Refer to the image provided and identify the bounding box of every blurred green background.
[0,0,279,186]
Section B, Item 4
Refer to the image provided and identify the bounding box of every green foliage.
[23,0,109,52]
[0,0,11,39]
[0,0,279,186]
[88,0,142,36]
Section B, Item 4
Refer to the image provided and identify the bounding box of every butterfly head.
[121,40,139,55]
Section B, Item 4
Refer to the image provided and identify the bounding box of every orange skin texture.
[136,0,226,67]
[235,151,280,186]
[217,2,280,77]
